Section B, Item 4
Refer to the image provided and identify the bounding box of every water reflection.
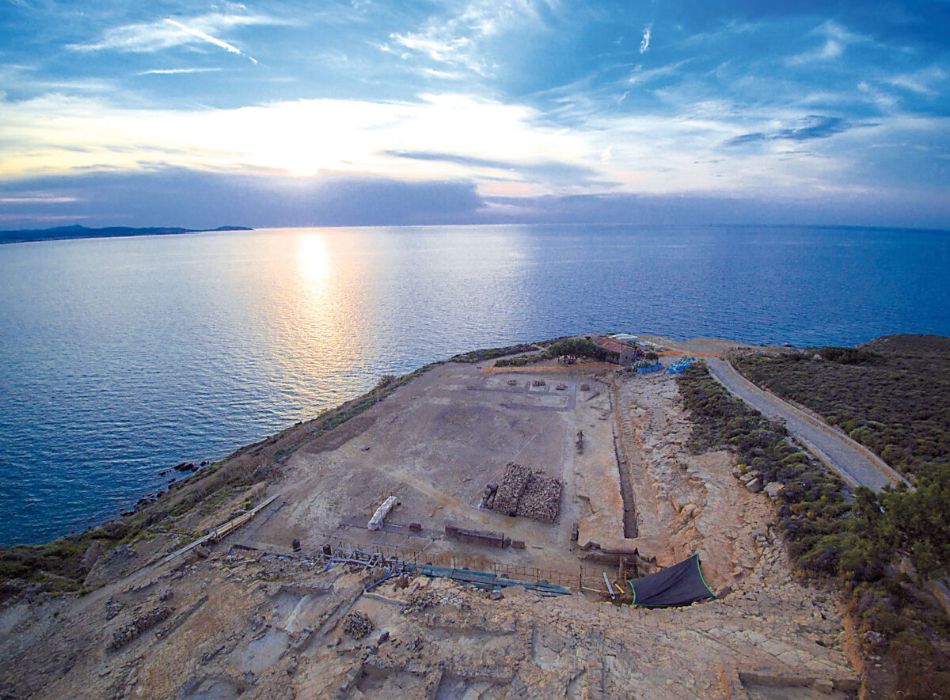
[0,224,946,544]
[296,233,331,288]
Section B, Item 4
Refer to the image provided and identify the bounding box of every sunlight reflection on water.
[0,223,947,544]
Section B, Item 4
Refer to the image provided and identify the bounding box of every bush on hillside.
[678,361,950,695]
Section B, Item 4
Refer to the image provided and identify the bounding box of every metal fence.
[313,535,609,593]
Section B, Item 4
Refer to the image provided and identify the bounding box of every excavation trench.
[610,382,638,538]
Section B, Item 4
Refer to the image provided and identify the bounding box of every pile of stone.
[491,462,533,516]
[490,462,562,523]
[517,475,562,524]
[342,611,374,639]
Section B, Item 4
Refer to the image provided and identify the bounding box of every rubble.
[516,473,562,523]
[108,607,173,651]
[342,611,375,639]
[490,462,562,523]
[104,597,123,620]
[491,462,532,516]
[478,482,498,509]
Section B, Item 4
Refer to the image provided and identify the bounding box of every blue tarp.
[666,357,697,375]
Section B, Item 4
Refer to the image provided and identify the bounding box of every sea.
[1,224,948,546]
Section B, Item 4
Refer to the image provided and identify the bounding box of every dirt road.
[705,358,907,492]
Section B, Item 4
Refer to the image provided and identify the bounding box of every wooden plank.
[156,494,280,567]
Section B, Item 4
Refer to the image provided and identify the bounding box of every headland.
[0,225,253,245]
[1,333,947,698]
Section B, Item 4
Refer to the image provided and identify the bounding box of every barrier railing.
[307,535,609,592]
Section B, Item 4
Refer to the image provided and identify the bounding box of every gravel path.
[705,358,907,492]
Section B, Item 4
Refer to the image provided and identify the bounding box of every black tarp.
[628,554,716,607]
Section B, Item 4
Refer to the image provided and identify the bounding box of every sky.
[1,0,949,229]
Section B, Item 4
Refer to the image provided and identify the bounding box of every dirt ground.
[236,361,621,577]
[0,354,859,699]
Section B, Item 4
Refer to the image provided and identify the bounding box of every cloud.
[0,92,601,194]
[787,20,862,65]
[385,0,556,76]
[639,24,651,54]
[385,150,612,187]
[628,60,687,87]
[788,39,842,65]
[0,169,486,228]
[479,191,950,229]
[138,67,224,76]
[1,77,945,223]
[420,68,468,81]
[163,19,258,64]
[726,115,854,146]
[0,194,80,204]
[5,167,948,230]
[885,67,948,96]
[69,11,285,63]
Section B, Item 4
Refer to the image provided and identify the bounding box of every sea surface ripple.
[0,224,947,545]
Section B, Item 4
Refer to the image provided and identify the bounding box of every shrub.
[685,351,950,694]
[817,347,883,365]
[732,338,949,480]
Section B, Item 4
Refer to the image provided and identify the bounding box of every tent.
[628,554,716,607]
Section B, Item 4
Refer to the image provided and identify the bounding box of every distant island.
[0,224,254,245]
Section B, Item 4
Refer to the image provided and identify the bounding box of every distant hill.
[0,224,253,245]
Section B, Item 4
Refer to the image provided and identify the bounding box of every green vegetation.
[732,336,950,580]
[491,355,537,367]
[679,358,950,697]
[545,337,614,360]
[0,519,141,597]
[815,346,883,364]
[678,365,853,577]
[448,343,538,363]
[732,336,949,480]
[494,337,617,367]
